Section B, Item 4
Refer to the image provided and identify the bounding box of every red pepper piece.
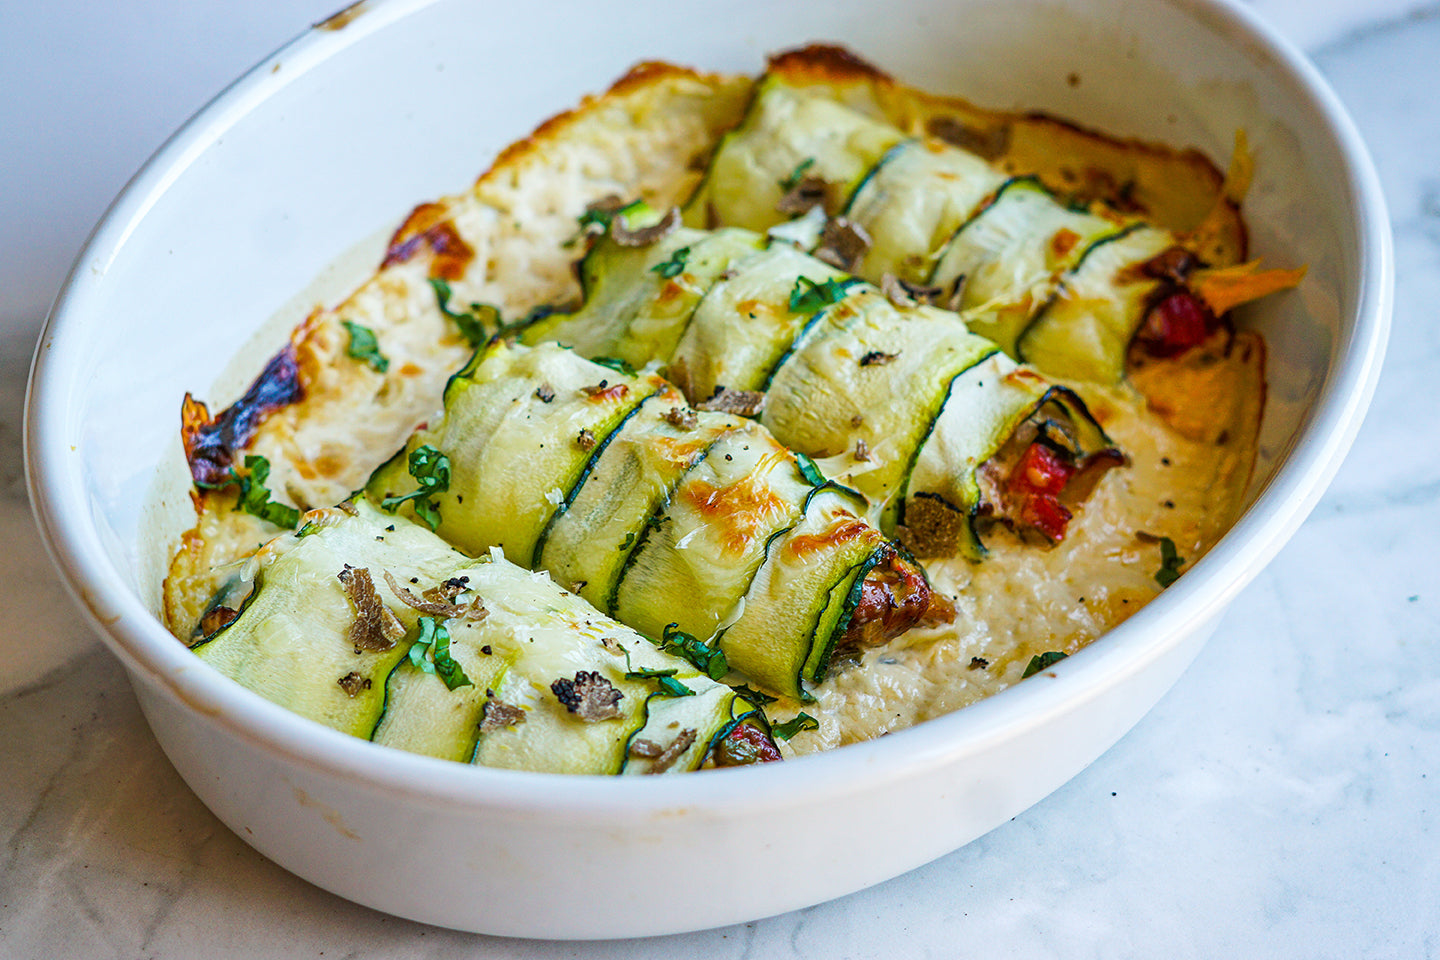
[713,721,783,766]
[1006,442,1077,542]
[1136,290,1217,358]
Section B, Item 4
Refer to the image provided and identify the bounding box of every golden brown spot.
[198,605,238,638]
[766,43,894,84]
[648,434,714,471]
[1002,367,1048,387]
[382,202,475,281]
[680,471,790,555]
[785,517,875,561]
[736,298,783,324]
[581,381,630,404]
[315,0,367,31]
[1050,228,1081,260]
[656,279,688,304]
[313,451,348,478]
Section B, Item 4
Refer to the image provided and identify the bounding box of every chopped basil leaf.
[655,676,695,698]
[234,455,300,529]
[408,616,472,691]
[730,683,778,706]
[649,245,691,279]
[1022,651,1068,678]
[429,277,501,347]
[576,206,616,231]
[794,452,825,486]
[619,531,636,550]
[1155,537,1185,587]
[779,157,816,192]
[771,712,818,740]
[659,623,728,681]
[380,444,451,531]
[789,275,861,315]
[626,666,679,680]
[591,356,637,377]
[341,320,389,373]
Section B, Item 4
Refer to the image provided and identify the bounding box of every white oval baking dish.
[25,0,1390,938]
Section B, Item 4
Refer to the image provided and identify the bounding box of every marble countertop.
[2,2,1436,956]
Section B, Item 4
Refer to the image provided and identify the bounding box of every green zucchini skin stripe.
[689,76,1199,384]
[528,392,654,570]
[195,497,773,775]
[372,340,924,698]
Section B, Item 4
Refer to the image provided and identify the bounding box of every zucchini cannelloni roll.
[683,71,1302,384]
[194,497,778,773]
[366,342,942,699]
[519,206,1123,558]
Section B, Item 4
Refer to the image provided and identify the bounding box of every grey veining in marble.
[2,3,1437,958]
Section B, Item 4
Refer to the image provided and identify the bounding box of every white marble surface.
[2,1,1437,956]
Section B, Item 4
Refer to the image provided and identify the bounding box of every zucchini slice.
[370,646,506,763]
[1018,225,1175,383]
[685,75,904,232]
[845,138,1005,284]
[761,287,996,516]
[197,498,771,774]
[714,484,886,699]
[929,177,1124,357]
[365,340,661,565]
[523,224,765,369]
[536,385,745,613]
[668,242,849,401]
[611,423,812,642]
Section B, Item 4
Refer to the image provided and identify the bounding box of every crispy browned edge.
[765,44,1245,258]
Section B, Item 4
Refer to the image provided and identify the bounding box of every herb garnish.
[407,616,472,691]
[1022,651,1068,678]
[779,157,816,192]
[591,356,637,377]
[380,444,451,530]
[227,455,300,529]
[654,675,696,698]
[429,277,502,347]
[342,320,389,373]
[1155,537,1185,587]
[730,683,778,706]
[659,622,729,681]
[789,275,861,315]
[625,666,696,698]
[625,666,678,680]
[650,245,691,279]
[771,712,819,741]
